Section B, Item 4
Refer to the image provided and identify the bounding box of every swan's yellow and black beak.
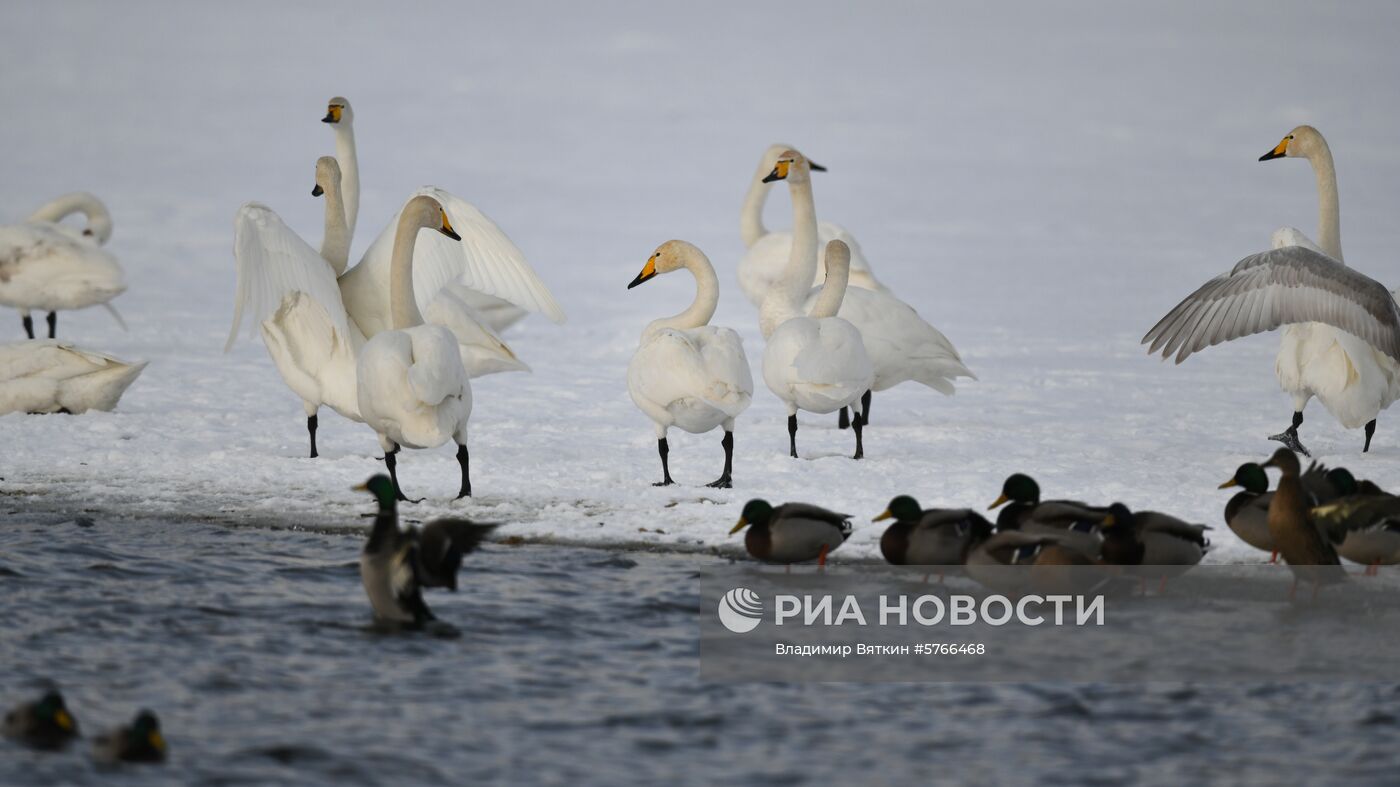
[1217,478,1239,489]
[988,493,1011,511]
[761,159,792,183]
[808,160,827,172]
[322,104,343,124]
[873,510,893,522]
[627,255,658,289]
[438,211,461,241]
[729,516,750,535]
[1259,136,1291,161]
[311,184,324,197]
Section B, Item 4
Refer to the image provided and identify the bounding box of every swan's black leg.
[1269,411,1310,457]
[852,409,865,460]
[707,431,734,488]
[21,314,33,340]
[861,390,873,425]
[1364,419,1377,453]
[307,414,319,458]
[838,407,850,430]
[383,445,422,503]
[654,438,674,486]
[788,415,799,459]
[455,443,471,498]
[45,312,56,339]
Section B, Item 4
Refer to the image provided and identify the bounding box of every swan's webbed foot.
[705,476,732,489]
[652,480,675,487]
[21,314,34,340]
[1268,411,1310,457]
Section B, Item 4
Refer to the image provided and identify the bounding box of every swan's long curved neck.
[27,192,113,243]
[644,252,719,337]
[739,163,774,247]
[758,176,818,337]
[333,124,360,239]
[320,178,351,275]
[1307,141,1342,262]
[389,214,426,331]
[808,257,849,319]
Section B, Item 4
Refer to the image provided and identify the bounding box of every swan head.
[401,195,461,241]
[824,239,851,275]
[322,96,353,126]
[310,156,341,197]
[761,149,816,184]
[627,240,704,289]
[759,143,825,177]
[1259,125,1324,162]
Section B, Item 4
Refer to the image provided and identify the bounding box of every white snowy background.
[3,1,1399,561]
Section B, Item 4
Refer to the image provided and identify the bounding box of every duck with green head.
[731,499,852,566]
[355,474,500,625]
[1099,503,1209,590]
[874,495,991,569]
[92,710,165,764]
[1221,460,1356,563]
[3,690,78,750]
[987,473,1107,558]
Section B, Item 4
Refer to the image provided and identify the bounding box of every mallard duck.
[1311,482,1400,575]
[730,499,852,566]
[962,525,1099,595]
[1099,503,1209,590]
[1219,460,1354,562]
[988,473,1106,558]
[92,710,165,764]
[1262,448,1347,598]
[355,475,499,624]
[3,690,78,750]
[875,496,991,581]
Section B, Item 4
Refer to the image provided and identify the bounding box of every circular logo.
[717,587,763,633]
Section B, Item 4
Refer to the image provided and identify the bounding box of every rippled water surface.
[3,513,1399,785]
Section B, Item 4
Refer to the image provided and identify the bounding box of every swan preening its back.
[626,240,752,487]
[0,191,126,339]
[1144,125,1400,453]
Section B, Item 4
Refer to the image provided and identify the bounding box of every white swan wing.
[695,327,754,415]
[405,325,467,407]
[633,328,753,418]
[422,283,529,377]
[1143,245,1400,364]
[227,203,352,352]
[357,187,566,324]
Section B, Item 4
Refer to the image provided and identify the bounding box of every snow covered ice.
[3,1,1400,565]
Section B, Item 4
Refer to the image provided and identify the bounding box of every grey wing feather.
[775,503,853,540]
[1142,246,1400,364]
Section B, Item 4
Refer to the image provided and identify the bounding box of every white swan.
[228,158,528,457]
[1143,126,1400,454]
[0,340,146,415]
[0,192,125,339]
[357,195,473,501]
[320,96,540,333]
[753,151,975,427]
[758,149,873,459]
[1263,126,1400,453]
[228,158,366,457]
[737,143,886,306]
[626,240,753,487]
